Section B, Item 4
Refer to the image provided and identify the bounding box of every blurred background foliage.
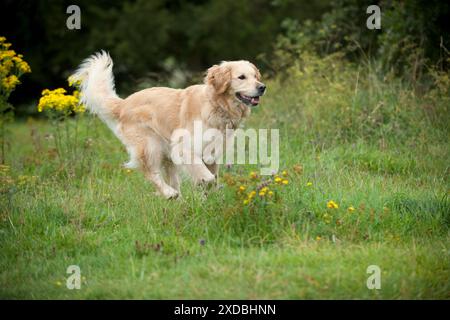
[0,0,449,115]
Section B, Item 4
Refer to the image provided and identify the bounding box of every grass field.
[0,56,449,299]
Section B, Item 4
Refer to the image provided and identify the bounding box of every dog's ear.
[205,64,231,94]
[250,63,262,80]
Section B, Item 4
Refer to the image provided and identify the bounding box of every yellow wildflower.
[17,61,31,73]
[347,206,355,212]
[306,182,313,187]
[0,49,16,59]
[249,171,258,179]
[274,177,282,183]
[72,103,86,113]
[68,76,82,88]
[282,170,288,176]
[11,55,31,74]
[37,87,85,113]
[1,75,20,91]
[282,179,289,185]
[239,185,246,192]
[0,36,30,96]
[327,200,339,209]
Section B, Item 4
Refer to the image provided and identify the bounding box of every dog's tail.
[70,51,123,134]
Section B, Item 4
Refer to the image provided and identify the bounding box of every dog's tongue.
[251,97,260,105]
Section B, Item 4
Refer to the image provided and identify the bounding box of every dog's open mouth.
[236,93,260,106]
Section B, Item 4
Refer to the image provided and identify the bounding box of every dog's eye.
[238,75,246,80]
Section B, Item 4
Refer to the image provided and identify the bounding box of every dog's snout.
[258,84,266,94]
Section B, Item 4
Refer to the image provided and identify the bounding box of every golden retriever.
[71,51,265,199]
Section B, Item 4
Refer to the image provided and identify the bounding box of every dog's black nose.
[258,84,266,94]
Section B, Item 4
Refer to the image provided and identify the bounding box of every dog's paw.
[197,174,216,187]
[123,160,138,169]
[163,188,180,200]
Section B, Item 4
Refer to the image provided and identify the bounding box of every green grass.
[1,56,449,299]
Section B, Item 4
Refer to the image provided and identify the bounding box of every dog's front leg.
[202,131,224,185]
[171,138,215,187]
[165,162,181,192]
[180,151,215,186]
[205,163,219,186]
[184,157,216,186]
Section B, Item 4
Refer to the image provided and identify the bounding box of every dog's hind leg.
[164,160,181,193]
[123,146,139,169]
[140,136,179,199]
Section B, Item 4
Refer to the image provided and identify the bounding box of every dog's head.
[205,61,265,107]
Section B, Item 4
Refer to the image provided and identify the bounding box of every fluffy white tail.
[71,51,122,134]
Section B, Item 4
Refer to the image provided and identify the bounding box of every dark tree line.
[1,0,329,108]
[0,0,448,112]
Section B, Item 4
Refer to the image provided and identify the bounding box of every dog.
[71,51,265,199]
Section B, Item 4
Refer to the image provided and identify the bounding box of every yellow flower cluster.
[238,170,291,206]
[243,190,257,205]
[0,36,31,95]
[327,200,339,209]
[318,201,358,227]
[2,75,20,92]
[67,76,82,88]
[274,176,289,185]
[249,171,258,179]
[12,55,31,74]
[259,186,273,197]
[37,88,86,113]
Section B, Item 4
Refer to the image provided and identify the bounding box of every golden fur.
[72,52,265,198]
